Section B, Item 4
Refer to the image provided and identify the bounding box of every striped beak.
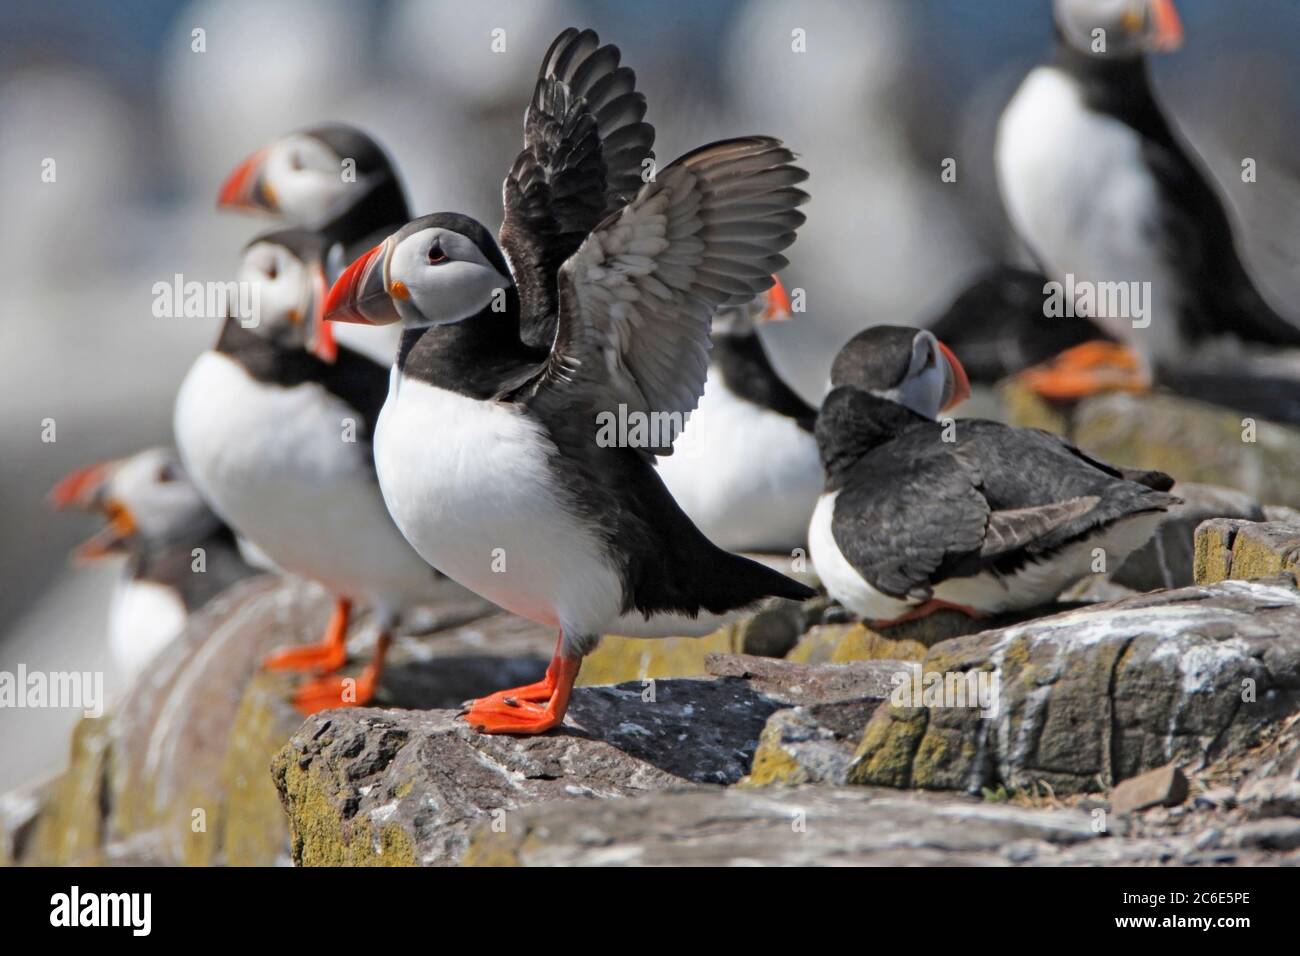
[218,147,274,212]
[324,239,402,326]
[938,341,971,412]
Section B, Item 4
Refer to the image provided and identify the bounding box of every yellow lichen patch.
[742,718,807,787]
[271,757,417,867]
[577,625,739,686]
[29,717,110,866]
[786,624,927,664]
[219,671,300,866]
[1193,523,1234,585]
[848,705,928,788]
[460,828,523,867]
[1230,532,1296,582]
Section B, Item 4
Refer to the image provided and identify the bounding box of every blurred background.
[2,0,1298,792]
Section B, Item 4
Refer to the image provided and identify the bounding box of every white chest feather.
[173,351,439,611]
[657,374,822,553]
[809,491,911,620]
[996,66,1180,360]
[374,374,621,634]
[109,578,187,681]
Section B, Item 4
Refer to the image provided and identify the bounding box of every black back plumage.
[1052,41,1300,347]
[927,266,1112,383]
[817,386,1178,600]
[712,331,817,431]
[499,28,656,347]
[216,319,390,466]
[132,523,258,611]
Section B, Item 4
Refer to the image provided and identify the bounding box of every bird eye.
[265,262,278,280]
[428,242,448,265]
[289,152,304,171]
[157,464,178,484]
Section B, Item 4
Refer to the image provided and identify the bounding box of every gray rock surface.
[851,577,1300,795]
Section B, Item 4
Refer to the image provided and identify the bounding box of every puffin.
[996,0,1300,399]
[925,266,1113,386]
[655,279,823,553]
[324,28,815,735]
[50,448,257,681]
[173,228,464,714]
[217,123,411,363]
[809,325,1179,626]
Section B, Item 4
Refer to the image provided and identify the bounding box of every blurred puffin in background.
[656,278,822,554]
[926,266,1113,386]
[218,123,411,363]
[810,326,1178,626]
[174,228,465,714]
[997,0,1300,400]
[50,448,257,682]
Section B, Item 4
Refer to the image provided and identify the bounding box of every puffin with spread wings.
[324,28,815,734]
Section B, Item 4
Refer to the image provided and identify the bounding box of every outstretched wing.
[499,28,656,344]
[522,137,807,454]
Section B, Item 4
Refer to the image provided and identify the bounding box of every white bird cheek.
[411,262,502,325]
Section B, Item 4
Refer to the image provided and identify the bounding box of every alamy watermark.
[1043,273,1151,329]
[890,663,999,719]
[595,404,687,449]
[0,665,103,718]
[152,274,260,327]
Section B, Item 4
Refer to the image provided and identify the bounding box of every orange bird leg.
[461,651,582,735]
[264,598,351,673]
[870,599,982,630]
[293,631,391,716]
[465,634,564,707]
[1016,340,1150,401]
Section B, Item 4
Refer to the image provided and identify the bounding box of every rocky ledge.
[272,575,1300,866]
[12,516,1300,867]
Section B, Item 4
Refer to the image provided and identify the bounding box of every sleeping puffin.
[996,0,1300,399]
[809,325,1179,626]
[324,28,815,735]
[50,448,257,681]
[174,228,465,714]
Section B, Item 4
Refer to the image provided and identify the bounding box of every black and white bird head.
[829,326,971,419]
[217,123,399,225]
[1054,0,1184,58]
[323,213,513,329]
[238,229,335,361]
[50,448,220,563]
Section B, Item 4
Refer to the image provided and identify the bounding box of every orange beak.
[49,461,111,511]
[938,341,971,412]
[1149,0,1184,51]
[72,503,137,564]
[217,147,271,211]
[763,275,794,321]
[51,461,137,562]
[324,241,401,326]
[308,263,337,363]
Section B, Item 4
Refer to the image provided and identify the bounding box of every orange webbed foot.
[288,630,390,716]
[264,640,348,674]
[264,598,351,674]
[461,695,565,734]
[292,669,377,715]
[460,650,580,736]
[1017,340,1150,401]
